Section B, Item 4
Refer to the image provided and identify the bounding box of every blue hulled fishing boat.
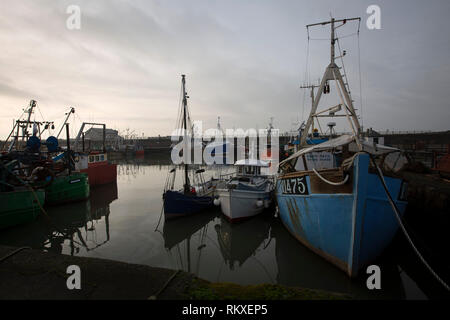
[276,17,409,277]
[163,189,213,219]
[162,75,215,219]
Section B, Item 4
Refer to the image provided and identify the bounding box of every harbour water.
[0,155,440,299]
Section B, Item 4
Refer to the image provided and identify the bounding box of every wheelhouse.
[88,152,107,164]
[235,159,269,176]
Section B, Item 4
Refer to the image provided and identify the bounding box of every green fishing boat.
[0,187,45,229]
[45,172,90,206]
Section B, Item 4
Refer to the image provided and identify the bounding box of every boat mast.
[22,100,36,142]
[300,84,318,126]
[181,74,190,194]
[300,17,362,148]
[56,107,75,139]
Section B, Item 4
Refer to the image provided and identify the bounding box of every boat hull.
[276,154,407,277]
[216,188,271,222]
[46,172,90,206]
[163,190,213,219]
[0,188,45,229]
[80,161,117,186]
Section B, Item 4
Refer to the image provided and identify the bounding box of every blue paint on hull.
[163,190,213,219]
[276,154,407,277]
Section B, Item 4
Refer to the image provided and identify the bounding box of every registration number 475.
[280,177,309,195]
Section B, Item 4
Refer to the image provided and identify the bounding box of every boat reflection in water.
[271,217,407,299]
[116,155,173,179]
[161,209,408,299]
[214,215,271,270]
[0,182,118,255]
[162,209,220,273]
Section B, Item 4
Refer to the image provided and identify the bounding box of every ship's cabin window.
[89,155,94,162]
[100,154,105,161]
[95,155,100,162]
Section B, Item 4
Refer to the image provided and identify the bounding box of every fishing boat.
[162,75,215,219]
[73,123,118,187]
[214,159,274,222]
[45,171,89,206]
[78,151,117,186]
[0,161,45,229]
[136,147,145,157]
[0,153,46,229]
[276,17,409,278]
[42,122,90,205]
[1,100,90,207]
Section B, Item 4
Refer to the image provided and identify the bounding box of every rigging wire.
[36,104,46,123]
[336,37,351,97]
[357,29,364,131]
[308,32,359,41]
[300,37,310,123]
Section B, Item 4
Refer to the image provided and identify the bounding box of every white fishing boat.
[214,159,274,222]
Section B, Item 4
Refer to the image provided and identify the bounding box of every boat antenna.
[301,17,362,149]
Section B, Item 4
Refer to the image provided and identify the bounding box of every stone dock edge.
[0,245,350,300]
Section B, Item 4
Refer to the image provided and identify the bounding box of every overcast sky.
[0,0,449,139]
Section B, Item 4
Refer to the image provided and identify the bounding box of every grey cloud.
[0,0,449,139]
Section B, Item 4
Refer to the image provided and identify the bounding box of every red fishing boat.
[78,151,117,186]
[136,148,145,157]
[73,123,118,187]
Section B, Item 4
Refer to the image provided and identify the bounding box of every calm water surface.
[0,156,440,299]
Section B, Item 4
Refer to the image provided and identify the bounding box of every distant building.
[84,128,119,142]
[83,128,121,150]
[365,128,384,145]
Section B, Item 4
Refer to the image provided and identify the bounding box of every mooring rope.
[154,204,164,232]
[367,153,450,291]
[312,168,349,186]
[0,246,31,263]
[148,269,181,300]
[291,151,449,290]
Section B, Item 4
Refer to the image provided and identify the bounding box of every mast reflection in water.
[0,157,434,299]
